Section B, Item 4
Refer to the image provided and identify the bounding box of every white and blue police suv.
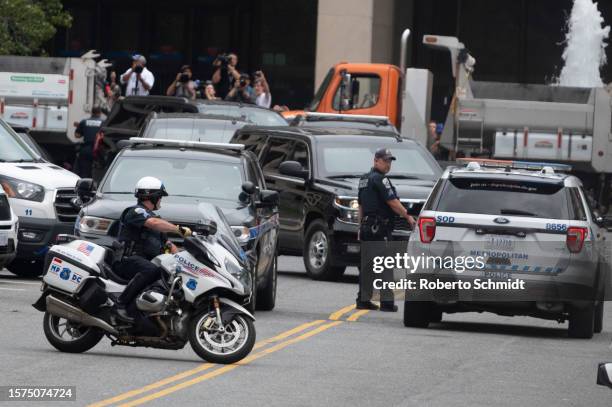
[406,160,610,338]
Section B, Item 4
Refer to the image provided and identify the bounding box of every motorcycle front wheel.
[188,310,256,364]
[43,312,104,353]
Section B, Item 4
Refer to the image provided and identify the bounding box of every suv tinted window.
[568,187,587,221]
[437,177,569,219]
[290,141,310,171]
[234,133,267,157]
[261,138,293,174]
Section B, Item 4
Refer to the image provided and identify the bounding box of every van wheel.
[256,255,277,311]
[403,301,431,328]
[568,303,594,339]
[303,219,345,281]
[594,301,604,334]
[7,259,44,278]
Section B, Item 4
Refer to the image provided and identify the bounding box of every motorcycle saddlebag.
[78,278,108,314]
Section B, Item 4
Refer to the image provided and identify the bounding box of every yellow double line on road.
[89,305,369,407]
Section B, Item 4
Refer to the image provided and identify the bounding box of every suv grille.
[0,195,10,221]
[394,201,424,231]
[55,189,79,223]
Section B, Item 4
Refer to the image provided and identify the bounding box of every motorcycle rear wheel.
[188,310,255,364]
[43,312,104,353]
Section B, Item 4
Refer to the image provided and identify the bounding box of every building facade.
[54,0,612,119]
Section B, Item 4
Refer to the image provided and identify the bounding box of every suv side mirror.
[593,211,604,227]
[75,178,96,203]
[256,190,279,208]
[597,363,612,389]
[242,181,256,195]
[279,161,309,180]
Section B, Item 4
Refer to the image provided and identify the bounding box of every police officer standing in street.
[113,176,192,322]
[357,148,416,311]
[74,106,103,178]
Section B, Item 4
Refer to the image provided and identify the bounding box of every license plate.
[485,236,515,251]
[0,232,7,246]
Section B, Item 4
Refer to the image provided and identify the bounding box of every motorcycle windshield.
[196,203,246,265]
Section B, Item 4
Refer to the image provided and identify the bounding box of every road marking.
[117,321,343,407]
[347,309,370,322]
[329,304,355,320]
[0,287,25,291]
[89,320,327,407]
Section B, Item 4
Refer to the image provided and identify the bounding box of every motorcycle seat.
[99,262,130,285]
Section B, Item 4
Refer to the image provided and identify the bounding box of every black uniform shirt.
[76,116,102,156]
[118,204,166,260]
[358,168,399,221]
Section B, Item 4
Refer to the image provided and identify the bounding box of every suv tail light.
[566,227,587,253]
[418,217,436,243]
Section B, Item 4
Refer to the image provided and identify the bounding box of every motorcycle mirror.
[241,181,256,195]
[195,219,218,236]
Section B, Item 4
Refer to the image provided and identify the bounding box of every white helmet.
[134,176,168,202]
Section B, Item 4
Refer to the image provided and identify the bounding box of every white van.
[0,119,79,276]
[0,184,18,270]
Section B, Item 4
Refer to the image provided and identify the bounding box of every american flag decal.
[77,242,95,256]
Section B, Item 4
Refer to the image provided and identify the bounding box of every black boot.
[379,302,398,312]
[356,300,379,310]
[115,273,149,323]
[114,301,134,323]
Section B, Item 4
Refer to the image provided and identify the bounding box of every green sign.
[10,75,44,83]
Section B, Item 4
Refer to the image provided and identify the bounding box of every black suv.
[75,139,279,310]
[230,127,442,280]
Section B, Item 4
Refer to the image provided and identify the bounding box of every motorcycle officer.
[113,176,192,322]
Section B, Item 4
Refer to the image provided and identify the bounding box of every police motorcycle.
[33,216,256,364]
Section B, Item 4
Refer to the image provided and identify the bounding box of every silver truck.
[0,52,110,162]
[423,35,612,210]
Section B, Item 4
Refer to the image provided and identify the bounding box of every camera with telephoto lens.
[134,65,144,74]
[179,73,190,83]
[217,54,230,67]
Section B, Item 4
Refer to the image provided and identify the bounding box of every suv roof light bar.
[303,112,391,122]
[125,137,245,151]
[456,158,572,172]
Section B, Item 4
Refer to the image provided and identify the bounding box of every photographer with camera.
[253,71,272,108]
[166,65,196,100]
[121,54,154,96]
[225,73,254,104]
[212,53,240,99]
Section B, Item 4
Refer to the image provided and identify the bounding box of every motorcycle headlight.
[231,225,251,246]
[224,257,252,293]
[78,216,113,235]
[0,175,44,202]
[334,196,359,224]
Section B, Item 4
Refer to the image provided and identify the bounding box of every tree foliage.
[0,0,72,55]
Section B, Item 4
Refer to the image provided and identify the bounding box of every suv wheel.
[594,301,604,334]
[256,255,277,311]
[303,219,345,281]
[403,301,432,328]
[568,303,594,339]
[7,259,44,278]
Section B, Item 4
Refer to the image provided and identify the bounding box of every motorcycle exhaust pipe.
[46,295,119,335]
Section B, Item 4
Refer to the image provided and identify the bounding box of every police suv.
[406,159,610,338]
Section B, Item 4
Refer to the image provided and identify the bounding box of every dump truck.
[424,34,612,210]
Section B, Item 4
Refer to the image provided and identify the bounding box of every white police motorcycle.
[33,220,256,364]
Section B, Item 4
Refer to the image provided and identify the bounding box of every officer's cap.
[374,147,396,161]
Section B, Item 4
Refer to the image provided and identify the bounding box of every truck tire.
[403,301,432,328]
[256,255,277,311]
[568,303,594,339]
[594,301,604,334]
[303,219,345,281]
[7,259,44,278]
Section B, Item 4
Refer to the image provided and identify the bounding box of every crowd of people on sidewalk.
[106,52,279,110]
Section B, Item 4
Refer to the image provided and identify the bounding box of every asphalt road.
[1,256,611,407]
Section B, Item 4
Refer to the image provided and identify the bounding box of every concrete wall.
[315,0,396,90]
